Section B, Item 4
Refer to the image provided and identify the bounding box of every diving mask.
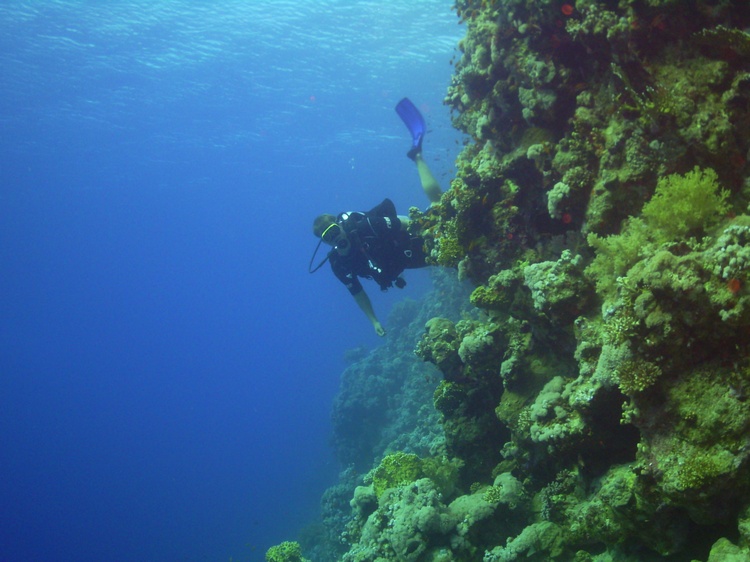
[321,222,350,253]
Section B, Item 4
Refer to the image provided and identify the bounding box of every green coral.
[469,267,523,314]
[371,452,424,498]
[615,359,662,394]
[641,166,730,243]
[470,284,506,311]
[421,455,463,500]
[523,250,591,323]
[265,541,309,562]
[695,25,750,58]
[673,449,734,492]
[482,485,504,504]
[587,167,731,299]
[433,218,465,267]
[456,319,503,367]
[416,317,462,377]
[433,380,465,416]
[706,537,750,561]
[634,362,750,522]
[485,521,565,561]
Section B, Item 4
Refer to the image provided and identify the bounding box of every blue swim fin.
[395,97,425,160]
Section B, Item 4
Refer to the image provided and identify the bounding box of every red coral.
[727,278,742,295]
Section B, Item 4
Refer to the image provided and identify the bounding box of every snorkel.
[308,221,351,273]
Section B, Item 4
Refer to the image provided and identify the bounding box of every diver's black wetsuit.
[329,198,427,295]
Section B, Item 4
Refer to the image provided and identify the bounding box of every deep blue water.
[0,2,463,561]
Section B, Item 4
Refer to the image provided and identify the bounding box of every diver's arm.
[414,152,442,203]
[353,290,385,336]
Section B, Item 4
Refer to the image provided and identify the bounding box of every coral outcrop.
[265,541,310,562]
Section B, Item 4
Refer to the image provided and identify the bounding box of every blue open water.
[0,1,463,561]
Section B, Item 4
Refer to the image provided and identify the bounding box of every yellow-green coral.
[602,298,640,346]
[642,167,730,243]
[482,485,504,504]
[371,452,423,498]
[470,268,524,314]
[433,380,465,416]
[615,359,662,394]
[421,455,463,499]
[416,318,462,376]
[433,218,465,267]
[587,217,652,297]
[587,167,731,298]
[673,449,734,492]
[265,541,309,562]
[470,284,506,311]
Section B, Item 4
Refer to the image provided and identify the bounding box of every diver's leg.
[414,153,442,203]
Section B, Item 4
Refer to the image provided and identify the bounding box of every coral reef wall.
[284,2,750,562]
[301,270,473,562]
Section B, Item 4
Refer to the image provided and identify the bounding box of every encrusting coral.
[278,2,750,561]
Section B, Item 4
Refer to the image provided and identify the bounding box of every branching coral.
[615,359,662,394]
[642,167,730,242]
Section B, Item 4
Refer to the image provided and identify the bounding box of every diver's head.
[313,213,350,254]
[313,214,337,238]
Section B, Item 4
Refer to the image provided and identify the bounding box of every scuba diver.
[309,98,443,336]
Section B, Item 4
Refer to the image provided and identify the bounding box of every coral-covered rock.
[635,362,750,523]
